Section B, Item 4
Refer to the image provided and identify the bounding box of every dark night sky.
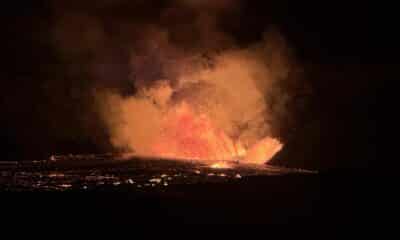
[1,1,383,170]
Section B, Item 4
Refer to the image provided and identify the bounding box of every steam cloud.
[52,0,299,163]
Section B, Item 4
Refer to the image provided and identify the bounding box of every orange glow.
[210,162,232,169]
[151,102,239,161]
[149,102,282,164]
[244,137,283,164]
[99,41,290,165]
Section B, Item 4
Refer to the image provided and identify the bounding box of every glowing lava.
[101,46,289,165]
[151,102,283,164]
[210,162,233,169]
[152,102,238,160]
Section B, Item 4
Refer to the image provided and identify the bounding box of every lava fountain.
[151,101,282,164]
[99,37,291,165]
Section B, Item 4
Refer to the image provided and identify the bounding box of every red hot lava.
[151,102,282,164]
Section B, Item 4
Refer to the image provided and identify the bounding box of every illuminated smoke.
[98,31,293,164]
[51,1,298,164]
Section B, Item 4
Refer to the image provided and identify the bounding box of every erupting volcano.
[151,101,282,163]
[98,30,292,166]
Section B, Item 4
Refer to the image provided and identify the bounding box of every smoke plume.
[52,1,299,163]
[97,30,293,162]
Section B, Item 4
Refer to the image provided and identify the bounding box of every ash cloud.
[99,33,295,161]
[51,1,301,160]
